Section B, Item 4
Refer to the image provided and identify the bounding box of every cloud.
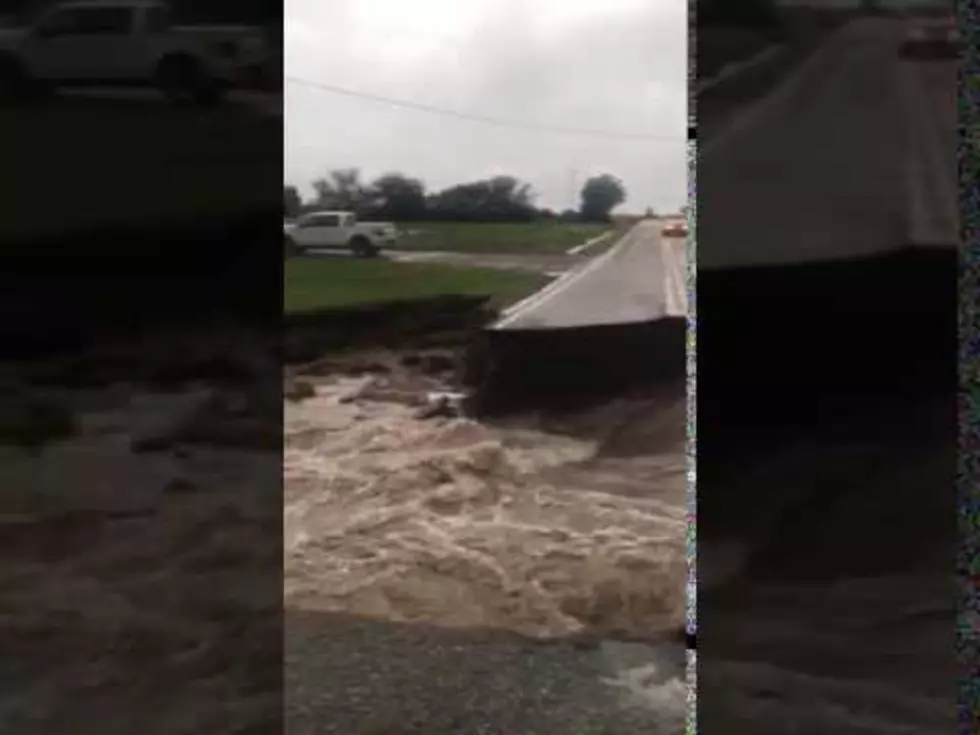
[285,0,687,213]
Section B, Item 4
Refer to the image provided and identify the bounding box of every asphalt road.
[495,221,687,330]
[698,16,957,268]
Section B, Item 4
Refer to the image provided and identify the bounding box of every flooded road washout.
[1,325,687,733]
[284,362,686,640]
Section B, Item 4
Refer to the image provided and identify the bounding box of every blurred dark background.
[0,0,282,358]
[3,0,278,23]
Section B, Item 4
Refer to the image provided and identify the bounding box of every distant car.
[283,211,398,258]
[661,220,687,238]
[899,15,960,60]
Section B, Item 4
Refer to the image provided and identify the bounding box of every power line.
[285,75,682,143]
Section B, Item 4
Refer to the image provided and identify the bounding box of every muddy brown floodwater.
[285,352,687,640]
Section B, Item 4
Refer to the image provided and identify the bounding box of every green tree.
[579,174,627,223]
[429,176,537,222]
[368,173,427,220]
[311,168,369,212]
[284,185,303,217]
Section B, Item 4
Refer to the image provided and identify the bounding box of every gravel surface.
[287,611,686,735]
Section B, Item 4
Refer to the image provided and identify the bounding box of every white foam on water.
[284,377,687,638]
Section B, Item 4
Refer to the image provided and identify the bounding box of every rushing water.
[284,372,687,639]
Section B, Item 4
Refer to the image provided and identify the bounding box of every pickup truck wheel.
[284,236,300,258]
[350,236,379,258]
[156,56,225,106]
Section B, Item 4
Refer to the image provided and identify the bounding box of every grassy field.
[284,258,552,314]
[391,222,610,254]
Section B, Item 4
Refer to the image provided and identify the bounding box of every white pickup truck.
[0,0,268,104]
[284,211,399,258]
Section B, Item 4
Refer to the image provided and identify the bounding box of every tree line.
[284,168,632,224]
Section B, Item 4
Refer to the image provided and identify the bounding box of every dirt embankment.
[283,294,496,362]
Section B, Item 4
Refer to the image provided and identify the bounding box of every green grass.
[284,259,552,314]
[390,221,611,254]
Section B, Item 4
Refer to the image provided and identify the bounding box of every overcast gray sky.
[284,0,688,214]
